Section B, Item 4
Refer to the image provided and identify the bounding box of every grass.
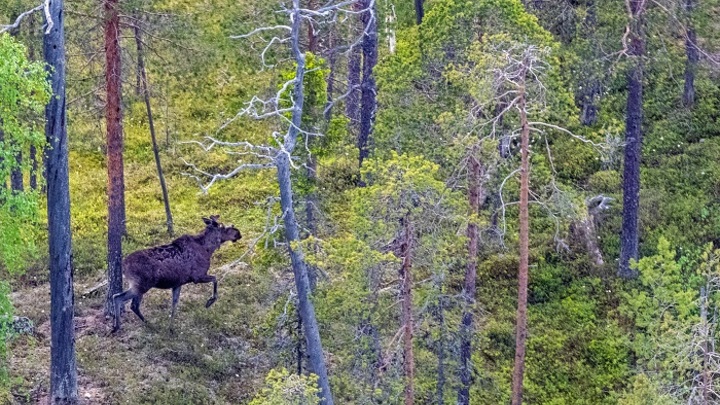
[7,103,284,404]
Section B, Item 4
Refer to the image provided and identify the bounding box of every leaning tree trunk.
[104,0,126,315]
[618,1,645,279]
[281,2,334,403]
[134,21,174,235]
[400,214,415,405]
[511,81,530,405]
[358,0,378,168]
[44,0,79,401]
[683,0,698,108]
[458,147,483,405]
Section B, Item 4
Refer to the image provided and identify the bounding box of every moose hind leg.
[195,275,218,308]
[131,295,146,322]
[112,290,137,332]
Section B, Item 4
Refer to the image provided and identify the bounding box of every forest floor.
[9,261,275,404]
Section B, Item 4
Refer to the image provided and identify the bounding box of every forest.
[1,0,720,403]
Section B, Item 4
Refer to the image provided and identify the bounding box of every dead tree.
[183,1,377,403]
[44,0,80,401]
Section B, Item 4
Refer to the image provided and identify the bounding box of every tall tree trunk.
[683,0,698,108]
[619,1,645,279]
[104,0,126,316]
[134,21,174,235]
[44,1,79,401]
[458,148,483,405]
[415,0,424,25]
[511,81,530,405]
[358,0,378,168]
[400,214,415,405]
[283,2,334,403]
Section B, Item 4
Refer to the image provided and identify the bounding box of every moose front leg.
[195,275,218,308]
[171,286,181,320]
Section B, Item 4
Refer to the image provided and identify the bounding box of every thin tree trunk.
[511,81,530,405]
[415,0,424,25]
[0,129,5,192]
[28,15,40,191]
[436,295,446,405]
[44,0,79,400]
[458,148,483,405]
[358,0,377,168]
[11,150,23,192]
[282,3,334,403]
[618,1,645,279]
[30,145,38,190]
[683,0,698,108]
[700,286,711,402]
[7,24,23,194]
[400,214,415,405]
[104,0,126,316]
[134,21,174,235]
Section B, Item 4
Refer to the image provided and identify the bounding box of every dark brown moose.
[112,215,241,332]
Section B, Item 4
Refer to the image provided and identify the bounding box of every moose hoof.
[205,298,216,308]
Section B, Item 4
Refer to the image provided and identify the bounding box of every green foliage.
[248,368,321,405]
[0,33,49,275]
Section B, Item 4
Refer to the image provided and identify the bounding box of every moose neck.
[197,229,222,254]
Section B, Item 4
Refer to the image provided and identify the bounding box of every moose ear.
[202,217,212,225]
[210,215,220,223]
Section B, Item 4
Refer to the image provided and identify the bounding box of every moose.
[112,215,242,332]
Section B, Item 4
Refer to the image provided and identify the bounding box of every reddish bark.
[104,0,126,316]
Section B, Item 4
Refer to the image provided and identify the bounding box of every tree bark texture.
[104,0,126,315]
[400,215,415,405]
[511,84,530,405]
[283,2,334,403]
[619,1,644,279]
[458,148,484,405]
[358,0,377,168]
[44,0,79,401]
[683,0,698,108]
[134,21,174,235]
